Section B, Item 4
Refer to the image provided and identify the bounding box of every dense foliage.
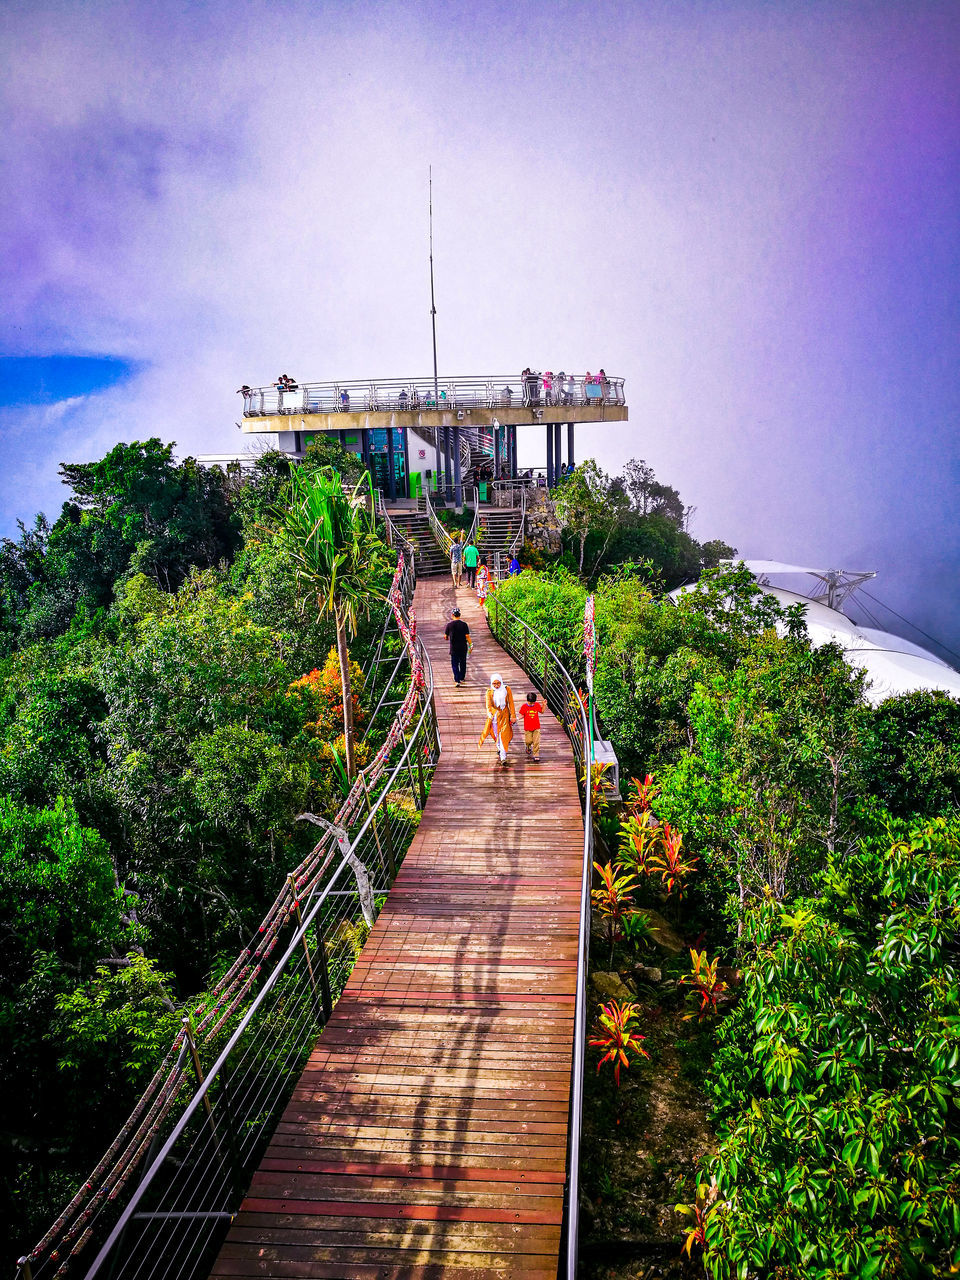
[551,458,735,587]
[0,438,392,1247]
[702,817,960,1278]
[495,561,960,1276]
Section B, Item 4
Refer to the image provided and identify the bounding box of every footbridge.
[20,537,594,1279]
[213,578,590,1277]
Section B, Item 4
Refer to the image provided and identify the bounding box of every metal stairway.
[387,509,450,577]
[476,507,523,561]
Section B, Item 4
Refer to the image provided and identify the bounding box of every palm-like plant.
[679,947,728,1021]
[592,860,640,966]
[647,821,698,898]
[281,467,389,778]
[588,999,649,1087]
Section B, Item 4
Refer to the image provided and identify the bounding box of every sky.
[1,0,958,656]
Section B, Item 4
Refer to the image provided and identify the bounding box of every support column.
[444,426,454,504]
[554,424,562,479]
[567,422,575,470]
[546,423,554,489]
[452,422,463,511]
[493,422,502,480]
[511,425,518,478]
[386,427,397,501]
[434,431,443,497]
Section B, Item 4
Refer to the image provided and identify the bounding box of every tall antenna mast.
[429,167,439,403]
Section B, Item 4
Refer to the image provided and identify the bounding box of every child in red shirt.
[519,691,545,762]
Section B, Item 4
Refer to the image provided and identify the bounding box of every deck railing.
[19,557,438,1280]
[484,595,592,1280]
[240,373,625,417]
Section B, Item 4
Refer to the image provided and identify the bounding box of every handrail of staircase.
[377,498,418,576]
[507,485,527,558]
[483,594,592,1280]
[19,557,436,1280]
[423,483,454,559]
[466,491,480,547]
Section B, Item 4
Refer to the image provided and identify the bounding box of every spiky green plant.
[280,467,389,778]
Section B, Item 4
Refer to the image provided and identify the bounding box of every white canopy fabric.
[670,581,960,706]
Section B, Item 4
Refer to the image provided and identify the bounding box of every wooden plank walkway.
[213,577,585,1279]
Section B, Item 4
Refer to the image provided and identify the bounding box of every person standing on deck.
[519,691,545,762]
[450,534,463,587]
[463,538,479,588]
[444,607,472,687]
[478,673,516,766]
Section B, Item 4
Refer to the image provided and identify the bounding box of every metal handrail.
[423,484,455,558]
[507,485,527,558]
[20,558,437,1280]
[484,595,592,1280]
[240,373,626,417]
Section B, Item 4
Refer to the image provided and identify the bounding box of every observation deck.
[239,372,627,429]
[237,371,628,502]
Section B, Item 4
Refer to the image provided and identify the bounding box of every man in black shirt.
[443,608,472,686]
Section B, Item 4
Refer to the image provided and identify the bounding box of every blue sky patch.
[0,355,138,407]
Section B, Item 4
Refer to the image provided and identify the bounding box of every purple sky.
[1,0,958,654]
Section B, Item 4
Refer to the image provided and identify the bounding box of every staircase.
[388,509,450,578]
[476,507,523,561]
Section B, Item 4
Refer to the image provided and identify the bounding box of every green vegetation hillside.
[0,437,386,1249]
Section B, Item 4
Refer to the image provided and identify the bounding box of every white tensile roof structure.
[673,562,960,707]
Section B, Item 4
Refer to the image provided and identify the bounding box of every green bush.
[700,817,960,1279]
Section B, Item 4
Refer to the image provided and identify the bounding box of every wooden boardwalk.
[213,578,585,1279]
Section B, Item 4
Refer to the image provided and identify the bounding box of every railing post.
[315,928,334,1023]
[287,874,318,998]
[523,624,529,671]
[413,727,427,809]
[183,1016,216,1138]
[362,775,396,881]
[16,1259,33,1280]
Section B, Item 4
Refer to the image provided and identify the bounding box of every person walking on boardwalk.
[478,673,516,766]
[463,537,479,588]
[475,558,491,605]
[450,534,463,587]
[444,607,472,687]
[519,690,545,762]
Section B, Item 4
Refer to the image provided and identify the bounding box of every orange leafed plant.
[287,647,365,738]
[646,822,698,898]
[592,860,640,964]
[679,948,728,1021]
[588,1000,650,1086]
[627,773,660,813]
[617,813,660,876]
[675,1181,719,1256]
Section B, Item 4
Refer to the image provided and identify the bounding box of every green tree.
[280,467,389,779]
[699,817,960,1279]
[555,460,627,573]
[859,690,960,818]
[656,633,865,928]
